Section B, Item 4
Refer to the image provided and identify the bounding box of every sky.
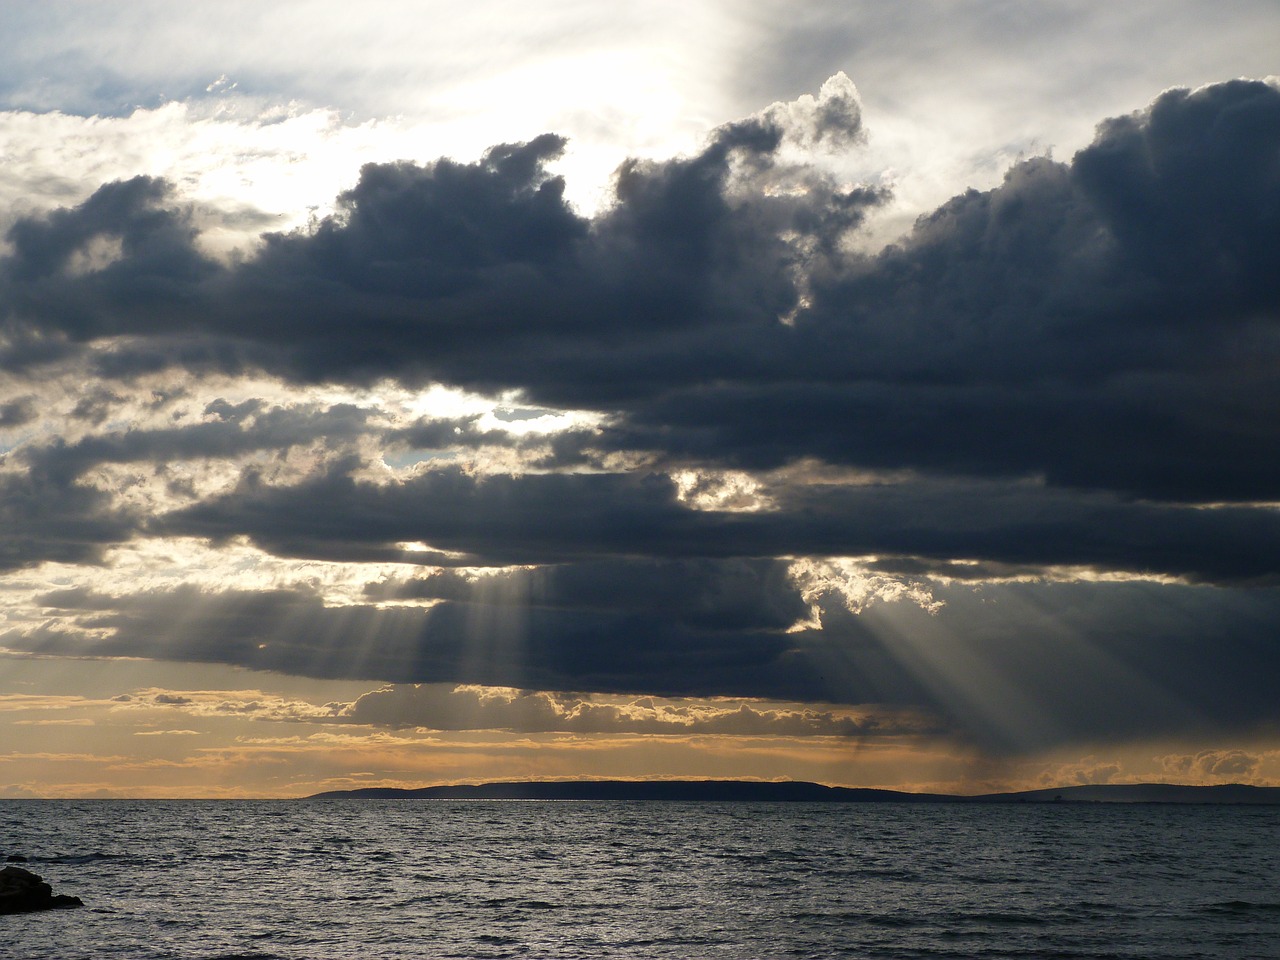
[0,1,1278,799]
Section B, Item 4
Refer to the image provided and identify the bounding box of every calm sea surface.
[2,800,1278,959]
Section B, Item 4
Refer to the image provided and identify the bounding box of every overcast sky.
[1,1,1278,798]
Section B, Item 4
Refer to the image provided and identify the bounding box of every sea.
[2,800,1278,960]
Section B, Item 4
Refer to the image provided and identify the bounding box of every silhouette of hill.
[306,780,956,802]
[971,782,1280,804]
[305,779,1280,803]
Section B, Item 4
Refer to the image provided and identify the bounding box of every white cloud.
[788,557,942,627]
[133,728,201,736]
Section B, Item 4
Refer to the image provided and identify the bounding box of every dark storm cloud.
[2,80,1277,505]
[775,79,1280,501]
[0,90,877,390]
[3,175,215,341]
[12,582,804,698]
[364,558,809,634]
[803,581,1280,752]
[200,106,880,395]
[0,471,137,570]
[0,395,36,427]
[155,462,1280,583]
[608,80,1280,501]
[10,574,1280,750]
[68,386,125,425]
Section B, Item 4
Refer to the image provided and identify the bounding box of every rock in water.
[0,865,84,914]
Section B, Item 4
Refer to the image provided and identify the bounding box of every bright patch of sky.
[5,1,1274,250]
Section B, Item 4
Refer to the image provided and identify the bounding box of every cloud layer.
[2,77,1279,758]
[5,80,1278,503]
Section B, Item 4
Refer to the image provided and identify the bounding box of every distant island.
[305,780,1280,804]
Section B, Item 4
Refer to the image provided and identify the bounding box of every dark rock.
[0,865,83,914]
[4,855,27,863]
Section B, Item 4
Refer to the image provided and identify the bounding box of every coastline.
[303,779,1280,804]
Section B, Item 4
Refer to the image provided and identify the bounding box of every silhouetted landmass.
[305,780,1280,804]
[307,780,956,802]
[972,783,1280,805]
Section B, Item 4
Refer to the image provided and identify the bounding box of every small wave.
[785,908,928,928]
[476,895,562,911]
[41,851,124,864]
[965,910,1049,926]
[852,867,924,882]
[476,934,520,945]
[1201,900,1280,914]
[954,871,1019,884]
[1065,900,1137,918]
[864,914,921,928]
